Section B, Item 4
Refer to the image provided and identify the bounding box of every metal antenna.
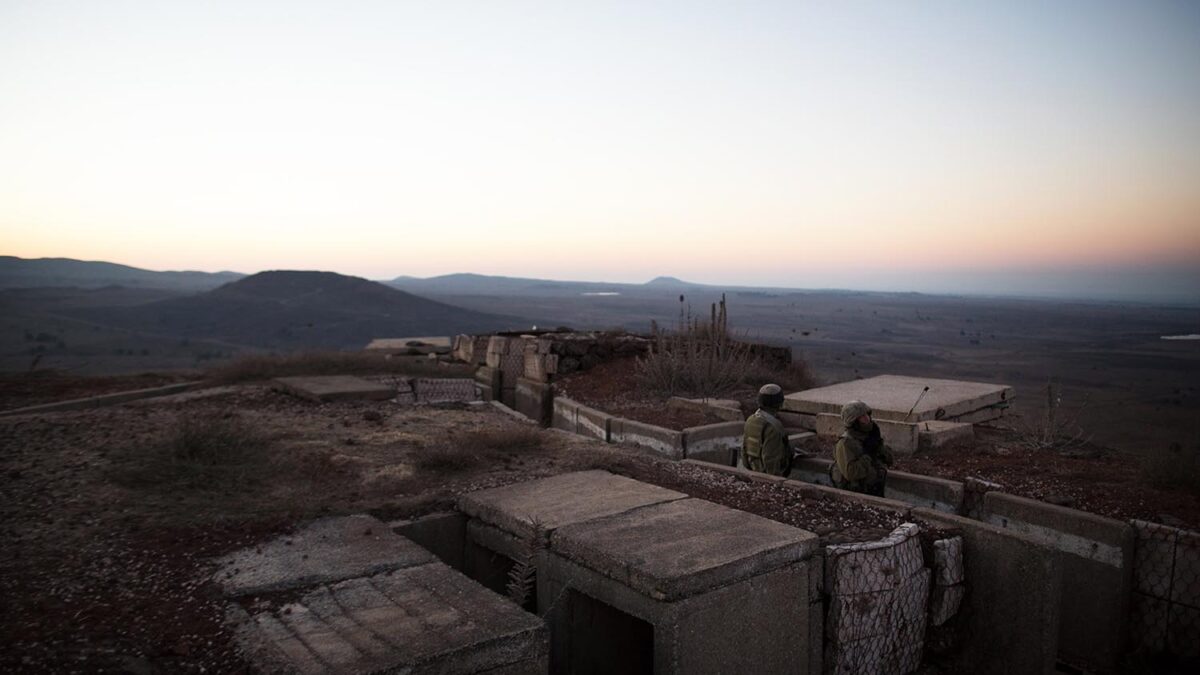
[904,386,931,421]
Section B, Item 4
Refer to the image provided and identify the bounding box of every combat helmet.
[757,383,784,410]
[840,400,872,428]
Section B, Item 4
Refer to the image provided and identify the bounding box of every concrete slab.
[550,497,818,601]
[551,395,578,433]
[513,377,552,426]
[783,374,1013,423]
[457,470,687,542]
[815,413,919,454]
[272,375,394,402]
[918,420,974,449]
[215,515,435,597]
[234,565,548,674]
[474,366,501,402]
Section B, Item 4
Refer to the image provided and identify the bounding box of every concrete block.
[947,405,1006,424]
[574,402,612,442]
[551,395,579,433]
[272,375,394,402]
[667,396,744,422]
[551,498,818,601]
[474,366,502,402]
[789,457,834,486]
[682,421,744,466]
[540,553,813,675]
[214,515,436,597]
[457,470,687,542]
[886,470,965,513]
[982,491,1134,567]
[918,419,974,449]
[1172,527,1200,607]
[815,413,918,454]
[779,410,816,430]
[929,584,965,626]
[933,536,964,586]
[233,565,548,674]
[913,508,1062,675]
[610,417,684,458]
[784,374,1013,423]
[522,351,558,383]
[513,377,552,426]
[391,511,467,571]
[789,431,817,445]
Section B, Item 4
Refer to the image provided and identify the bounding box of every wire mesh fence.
[1130,520,1200,663]
[822,525,959,674]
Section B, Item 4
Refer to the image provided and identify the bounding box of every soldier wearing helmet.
[742,383,793,476]
[831,400,894,496]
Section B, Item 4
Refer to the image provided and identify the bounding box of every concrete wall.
[681,421,743,466]
[981,492,1134,672]
[575,403,613,442]
[610,418,684,459]
[914,508,1062,675]
[514,377,552,426]
[788,458,964,514]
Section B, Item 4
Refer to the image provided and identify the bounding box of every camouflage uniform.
[831,400,894,496]
[743,384,793,476]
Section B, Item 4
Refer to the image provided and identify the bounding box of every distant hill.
[0,256,243,291]
[72,270,528,349]
[388,272,703,297]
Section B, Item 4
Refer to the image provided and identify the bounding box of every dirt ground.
[553,355,1200,528]
[0,371,198,411]
[0,381,902,674]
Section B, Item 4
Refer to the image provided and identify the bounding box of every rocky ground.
[1,378,896,673]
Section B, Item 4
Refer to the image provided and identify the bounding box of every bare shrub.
[206,351,471,384]
[414,427,548,473]
[1142,441,1200,492]
[635,294,758,397]
[506,517,547,608]
[1010,381,1091,451]
[743,358,815,393]
[112,411,275,491]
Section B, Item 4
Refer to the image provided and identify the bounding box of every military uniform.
[742,384,793,476]
[831,400,894,496]
[743,409,792,476]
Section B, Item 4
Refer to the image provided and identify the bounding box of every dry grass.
[636,295,757,397]
[414,427,548,473]
[1142,441,1200,492]
[110,411,277,492]
[205,351,471,384]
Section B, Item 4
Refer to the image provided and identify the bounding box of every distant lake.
[1161,334,1200,340]
[582,292,621,296]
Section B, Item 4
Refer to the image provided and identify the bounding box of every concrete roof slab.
[215,515,435,597]
[551,498,817,601]
[782,375,1013,422]
[457,470,688,540]
[272,375,394,402]
[238,565,546,674]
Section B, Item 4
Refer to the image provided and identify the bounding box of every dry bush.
[743,358,815,393]
[1142,441,1200,492]
[1010,381,1091,451]
[206,351,471,384]
[635,294,757,397]
[414,427,548,473]
[111,411,275,492]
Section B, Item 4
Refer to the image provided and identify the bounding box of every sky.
[1,1,1198,302]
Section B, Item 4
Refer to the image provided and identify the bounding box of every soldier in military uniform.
[831,400,895,496]
[742,383,793,476]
